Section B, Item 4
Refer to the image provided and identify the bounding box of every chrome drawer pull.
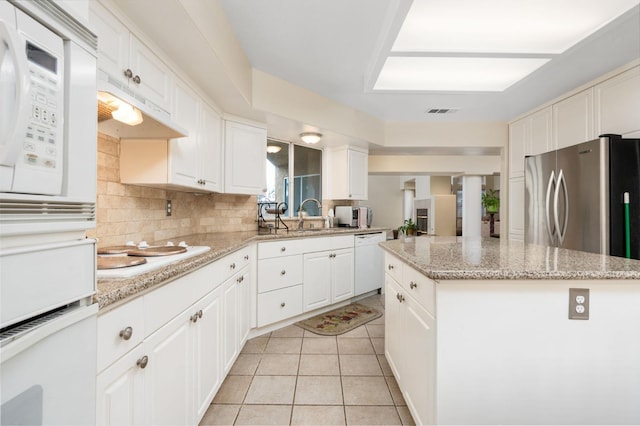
[119,326,133,341]
[230,262,236,270]
[280,270,286,275]
[280,302,286,308]
[137,356,149,369]
[388,264,394,270]
[410,281,417,289]
[244,255,249,260]
[280,247,286,252]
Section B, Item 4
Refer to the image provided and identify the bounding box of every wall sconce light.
[266,145,282,153]
[300,132,322,144]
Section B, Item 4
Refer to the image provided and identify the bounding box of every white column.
[462,175,482,237]
[403,189,415,221]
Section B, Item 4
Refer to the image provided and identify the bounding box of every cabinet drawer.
[258,255,303,293]
[330,235,354,249]
[384,253,403,284]
[258,239,307,259]
[403,266,436,317]
[97,297,144,373]
[257,285,303,327]
[144,272,198,335]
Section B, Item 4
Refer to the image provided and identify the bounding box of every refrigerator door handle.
[554,169,569,244]
[545,170,556,242]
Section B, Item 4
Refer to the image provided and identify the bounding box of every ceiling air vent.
[425,108,459,114]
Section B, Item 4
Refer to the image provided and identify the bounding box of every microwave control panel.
[22,41,63,173]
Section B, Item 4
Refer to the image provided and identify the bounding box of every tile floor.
[199,294,415,426]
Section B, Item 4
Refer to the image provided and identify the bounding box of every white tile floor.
[199,294,415,426]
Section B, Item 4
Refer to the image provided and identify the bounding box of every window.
[263,140,322,217]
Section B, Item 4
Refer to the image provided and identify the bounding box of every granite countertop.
[380,236,640,281]
[95,227,389,310]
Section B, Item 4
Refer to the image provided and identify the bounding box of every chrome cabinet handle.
[198,309,203,319]
[280,302,286,308]
[409,281,417,289]
[237,275,244,283]
[190,313,199,323]
[119,326,133,341]
[132,75,141,84]
[396,293,405,303]
[123,68,133,79]
[388,264,394,270]
[230,262,236,270]
[280,270,286,275]
[280,247,286,252]
[244,255,249,260]
[545,170,556,243]
[137,355,149,369]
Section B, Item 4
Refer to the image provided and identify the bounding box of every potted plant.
[482,189,500,236]
[398,218,418,236]
[481,189,500,213]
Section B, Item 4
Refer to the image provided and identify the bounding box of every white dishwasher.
[354,232,386,296]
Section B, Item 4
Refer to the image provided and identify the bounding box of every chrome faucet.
[298,198,322,229]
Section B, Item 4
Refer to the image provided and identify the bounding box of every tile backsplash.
[87,133,257,247]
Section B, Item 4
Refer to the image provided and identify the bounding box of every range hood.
[97,79,187,140]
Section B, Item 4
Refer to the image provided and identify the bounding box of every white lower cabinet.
[143,309,193,426]
[96,247,251,426]
[385,255,436,426]
[96,346,145,426]
[303,247,354,311]
[193,288,223,421]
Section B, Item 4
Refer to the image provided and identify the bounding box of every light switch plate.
[569,288,589,320]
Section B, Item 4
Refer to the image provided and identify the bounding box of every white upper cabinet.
[528,107,552,156]
[170,80,223,192]
[326,146,369,200]
[119,80,223,193]
[553,88,594,150]
[595,66,640,137]
[224,120,267,195]
[508,118,527,178]
[89,2,173,112]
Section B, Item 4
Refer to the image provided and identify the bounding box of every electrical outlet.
[569,288,589,320]
[166,200,172,217]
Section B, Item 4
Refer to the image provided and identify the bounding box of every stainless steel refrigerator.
[525,134,640,260]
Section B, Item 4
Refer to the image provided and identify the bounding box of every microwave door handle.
[0,20,31,166]
[545,170,556,243]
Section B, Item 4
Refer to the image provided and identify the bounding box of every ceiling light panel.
[374,57,550,91]
[392,0,639,54]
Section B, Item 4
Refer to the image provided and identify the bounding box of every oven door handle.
[0,19,31,167]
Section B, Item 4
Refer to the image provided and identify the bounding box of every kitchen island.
[380,236,640,425]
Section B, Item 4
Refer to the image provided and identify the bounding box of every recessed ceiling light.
[375,57,550,92]
[392,0,639,54]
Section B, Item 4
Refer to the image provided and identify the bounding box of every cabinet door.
[237,268,252,348]
[529,107,552,155]
[384,275,403,380]
[224,121,267,195]
[553,88,594,149]
[509,118,527,178]
[200,103,223,192]
[595,66,640,137]
[144,310,193,426]
[129,36,172,112]
[303,251,332,312]
[402,295,436,426]
[222,276,238,374]
[193,288,222,423]
[509,176,525,241]
[348,149,368,200]
[96,346,144,426]
[331,248,354,303]
[89,2,129,86]
[169,81,200,189]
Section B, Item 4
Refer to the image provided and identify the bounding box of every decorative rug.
[295,303,382,336]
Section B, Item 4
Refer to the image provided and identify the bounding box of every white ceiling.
[218,0,640,122]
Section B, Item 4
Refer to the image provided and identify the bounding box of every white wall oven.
[0,1,98,424]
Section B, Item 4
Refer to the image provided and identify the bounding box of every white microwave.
[0,1,97,235]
